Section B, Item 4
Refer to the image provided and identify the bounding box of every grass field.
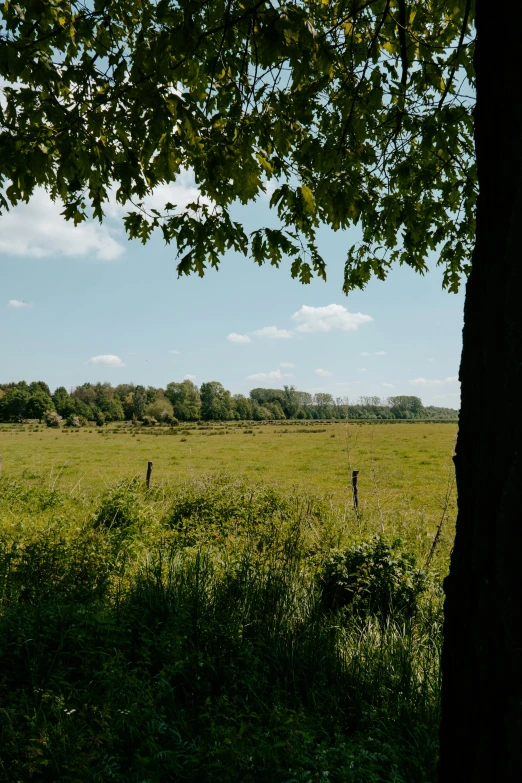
[0,420,456,781]
[0,419,457,567]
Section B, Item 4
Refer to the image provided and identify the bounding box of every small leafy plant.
[320,536,428,623]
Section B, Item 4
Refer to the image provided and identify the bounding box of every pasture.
[0,419,457,566]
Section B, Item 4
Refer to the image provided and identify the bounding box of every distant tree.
[104,398,125,422]
[29,381,51,397]
[251,402,272,420]
[282,386,300,419]
[358,396,383,407]
[233,394,253,420]
[200,382,233,421]
[296,391,313,414]
[165,380,201,421]
[25,390,54,421]
[266,401,286,419]
[71,383,97,406]
[388,396,424,418]
[0,387,29,421]
[249,388,285,406]
[71,398,94,421]
[52,386,70,417]
[132,386,148,420]
[313,393,335,419]
[114,383,136,403]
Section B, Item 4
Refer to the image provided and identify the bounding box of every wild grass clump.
[166,476,295,535]
[93,476,155,531]
[0,475,442,782]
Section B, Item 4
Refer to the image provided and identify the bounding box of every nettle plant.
[320,536,428,624]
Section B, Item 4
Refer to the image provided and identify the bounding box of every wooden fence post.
[146,461,153,488]
[352,469,359,510]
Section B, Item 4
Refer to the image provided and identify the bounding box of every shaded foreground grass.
[0,475,442,782]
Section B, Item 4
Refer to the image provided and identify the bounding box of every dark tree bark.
[439,1,522,779]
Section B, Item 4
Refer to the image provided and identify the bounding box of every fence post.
[146,461,153,488]
[352,469,359,510]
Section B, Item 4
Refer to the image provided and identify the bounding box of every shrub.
[141,415,157,426]
[93,478,152,530]
[320,536,428,624]
[43,410,62,428]
[166,477,293,534]
[66,414,87,428]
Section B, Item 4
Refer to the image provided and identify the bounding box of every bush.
[141,415,157,426]
[43,410,62,428]
[144,398,174,422]
[320,536,428,624]
[66,414,87,428]
[93,478,152,530]
[166,477,293,534]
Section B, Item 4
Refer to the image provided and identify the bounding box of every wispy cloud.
[315,368,332,377]
[7,299,32,309]
[382,382,395,388]
[169,349,181,355]
[227,332,252,344]
[291,304,373,334]
[246,369,292,382]
[85,354,125,367]
[358,368,367,373]
[280,362,295,368]
[360,351,370,356]
[184,374,196,382]
[252,326,293,339]
[410,376,459,387]
[375,351,386,356]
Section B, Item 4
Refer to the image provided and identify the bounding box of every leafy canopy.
[0,0,475,292]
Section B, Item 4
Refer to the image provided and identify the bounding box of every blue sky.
[0,180,464,407]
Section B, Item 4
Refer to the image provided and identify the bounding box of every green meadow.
[0,421,456,781]
[0,420,456,558]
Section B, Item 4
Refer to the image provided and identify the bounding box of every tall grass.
[0,476,442,782]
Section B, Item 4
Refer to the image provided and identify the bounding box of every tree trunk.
[439,1,522,779]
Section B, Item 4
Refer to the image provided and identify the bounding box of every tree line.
[0,380,458,425]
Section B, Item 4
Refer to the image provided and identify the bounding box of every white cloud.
[382,382,395,388]
[227,332,252,344]
[428,358,435,362]
[184,374,197,382]
[410,376,459,387]
[252,325,293,339]
[0,169,212,263]
[280,362,295,368]
[291,304,373,334]
[169,349,181,355]
[360,351,370,356]
[0,188,124,261]
[102,169,212,220]
[86,354,125,367]
[7,299,32,308]
[246,369,292,382]
[375,351,386,356]
[358,368,367,372]
[315,368,333,377]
